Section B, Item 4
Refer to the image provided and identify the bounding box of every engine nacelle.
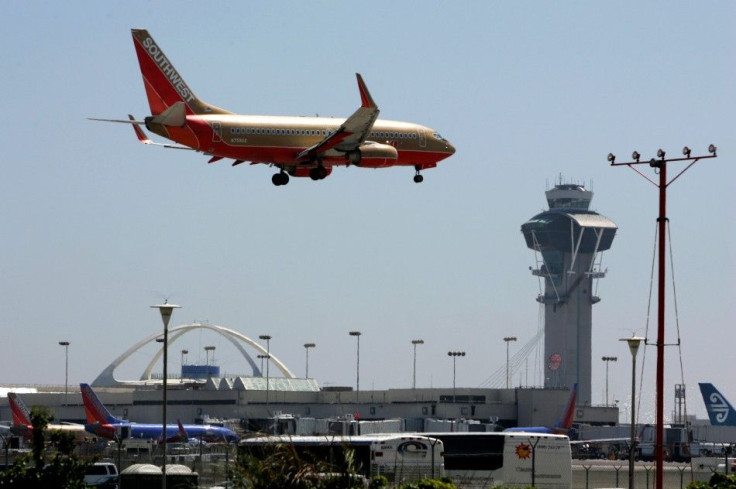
[345,142,398,168]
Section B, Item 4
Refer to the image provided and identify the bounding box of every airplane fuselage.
[147,115,453,169]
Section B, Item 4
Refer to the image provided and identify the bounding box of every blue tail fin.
[699,383,736,426]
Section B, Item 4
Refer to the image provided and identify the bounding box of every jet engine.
[345,142,398,168]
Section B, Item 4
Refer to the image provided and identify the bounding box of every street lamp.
[621,336,644,489]
[411,339,424,389]
[181,349,189,368]
[503,337,517,389]
[448,351,466,403]
[349,331,362,402]
[204,346,216,379]
[259,335,271,407]
[58,342,70,408]
[602,356,618,406]
[151,301,180,489]
[303,343,316,379]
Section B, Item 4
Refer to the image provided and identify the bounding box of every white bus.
[418,432,571,489]
[239,434,444,483]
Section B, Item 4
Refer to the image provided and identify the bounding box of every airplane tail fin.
[553,383,578,432]
[8,393,32,427]
[130,29,230,117]
[177,420,189,443]
[699,383,736,426]
[80,383,123,425]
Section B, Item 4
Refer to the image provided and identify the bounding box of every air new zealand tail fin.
[699,383,736,426]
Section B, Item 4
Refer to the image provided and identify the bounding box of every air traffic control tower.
[521,183,617,405]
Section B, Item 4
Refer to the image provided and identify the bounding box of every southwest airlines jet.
[7,392,87,439]
[93,29,455,186]
[80,383,239,443]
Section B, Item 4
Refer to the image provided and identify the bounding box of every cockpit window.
[433,132,446,141]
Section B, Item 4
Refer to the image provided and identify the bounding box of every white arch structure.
[92,323,295,387]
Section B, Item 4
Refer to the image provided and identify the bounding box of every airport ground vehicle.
[239,434,444,483]
[419,431,572,489]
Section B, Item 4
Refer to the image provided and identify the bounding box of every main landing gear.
[272,171,289,186]
[413,166,424,183]
[309,166,328,181]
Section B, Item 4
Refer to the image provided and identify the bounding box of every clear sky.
[1,2,733,422]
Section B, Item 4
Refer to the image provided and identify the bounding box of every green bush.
[687,472,736,489]
[398,478,457,489]
[369,474,389,488]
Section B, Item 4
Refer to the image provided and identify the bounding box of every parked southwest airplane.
[504,383,578,435]
[80,383,239,443]
[92,29,455,186]
[7,392,87,439]
[699,383,736,426]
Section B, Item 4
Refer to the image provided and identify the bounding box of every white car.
[84,462,119,488]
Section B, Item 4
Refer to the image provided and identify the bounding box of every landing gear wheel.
[272,172,289,186]
[413,166,424,183]
[309,166,328,181]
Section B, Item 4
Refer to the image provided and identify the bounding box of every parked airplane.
[92,29,455,186]
[7,392,86,439]
[504,383,578,435]
[80,383,239,443]
[699,383,736,426]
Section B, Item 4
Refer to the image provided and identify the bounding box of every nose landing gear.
[413,166,424,183]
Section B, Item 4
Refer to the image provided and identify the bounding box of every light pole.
[58,341,70,408]
[349,331,361,402]
[151,301,180,489]
[411,339,424,389]
[303,343,315,379]
[503,337,517,389]
[610,146,717,489]
[204,346,216,379]
[621,336,644,489]
[181,349,188,369]
[602,356,618,406]
[257,354,268,375]
[259,335,271,407]
[448,351,466,403]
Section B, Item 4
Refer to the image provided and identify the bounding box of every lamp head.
[708,144,717,155]
[682,146,691,158]
[632,151,640,162]
[607,153,616,164]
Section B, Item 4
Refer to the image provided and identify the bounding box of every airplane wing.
[295,73,379,162]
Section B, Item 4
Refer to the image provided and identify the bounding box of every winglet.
[356,74,376,108]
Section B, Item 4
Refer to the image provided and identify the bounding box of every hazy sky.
[1,2,733,422]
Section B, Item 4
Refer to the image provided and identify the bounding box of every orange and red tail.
[80,383,123,425]
[8,393,32,428]
[130,29,230,117]
[553,383,578,433]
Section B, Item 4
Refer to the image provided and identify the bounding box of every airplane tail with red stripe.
[8,393,32,428]
[130,29,230,117]
[80,383,124,425]
[553,383,578,433]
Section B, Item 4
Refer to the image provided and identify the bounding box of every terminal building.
[0,182,624,433]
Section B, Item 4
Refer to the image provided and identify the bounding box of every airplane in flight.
[80,383,239,443]
[92,29,455,186]
[699,383,736,426]
[7,392,87,439]
[504,383,578,435]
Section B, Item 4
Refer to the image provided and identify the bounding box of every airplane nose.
[446,141,456,155]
